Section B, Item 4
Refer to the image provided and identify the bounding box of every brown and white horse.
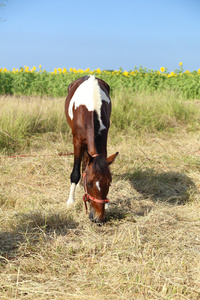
[65,75,118,223]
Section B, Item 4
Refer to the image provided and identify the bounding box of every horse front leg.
[67,138,84,207]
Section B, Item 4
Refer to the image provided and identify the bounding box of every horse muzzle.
[89,206,105,224]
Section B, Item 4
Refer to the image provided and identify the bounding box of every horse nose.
[89,207,105,224]
[89,209,95,221]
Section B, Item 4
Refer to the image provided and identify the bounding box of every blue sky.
[0,0,200,72]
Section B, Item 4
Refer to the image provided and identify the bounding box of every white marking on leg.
[67,183,76,207]
[96,181,101,191]
[76,179,81,190]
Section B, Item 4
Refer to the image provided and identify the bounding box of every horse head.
[83,152,118,223]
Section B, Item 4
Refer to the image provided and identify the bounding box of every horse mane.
[92,155,111,180]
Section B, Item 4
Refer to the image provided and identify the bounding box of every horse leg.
[81,151,88,174]
[67,138,83,206]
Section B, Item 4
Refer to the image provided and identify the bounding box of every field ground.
[0,96,200,299]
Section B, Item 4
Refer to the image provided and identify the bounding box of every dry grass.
[0,95,69,153]
[1,97,200,299]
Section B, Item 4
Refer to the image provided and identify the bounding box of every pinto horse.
[65,75,118,223]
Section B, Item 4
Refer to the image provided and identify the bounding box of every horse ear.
[106,152,119,165]
[86,151,94,165]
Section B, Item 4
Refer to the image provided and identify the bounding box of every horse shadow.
[107,168,196,220]
[0,210,78,263]
[128,168,195,204]
[0,169,196,258]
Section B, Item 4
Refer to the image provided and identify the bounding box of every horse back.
[65,75,111,155]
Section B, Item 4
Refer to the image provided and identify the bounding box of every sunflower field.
[0,63,200,99]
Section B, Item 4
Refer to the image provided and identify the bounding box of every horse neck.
[87,135,107,158]
[86,123,108,158]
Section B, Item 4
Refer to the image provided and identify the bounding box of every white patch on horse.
[96,181,101,191]
[68,75,110,131]
[67,183,76,207]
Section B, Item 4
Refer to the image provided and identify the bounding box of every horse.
[65,75,118,223]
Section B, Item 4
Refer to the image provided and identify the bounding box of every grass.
[1,93,200,299]
[1,66,200,99]
[0,95,69,153]
[111,90,200,132]
[0,91,199,154]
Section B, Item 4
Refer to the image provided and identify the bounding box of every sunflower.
[96,68,101,74]
[123,71,129,77]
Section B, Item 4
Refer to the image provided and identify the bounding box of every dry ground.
[0,128,200,299]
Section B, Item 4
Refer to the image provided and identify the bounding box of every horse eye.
[87,182,93,188]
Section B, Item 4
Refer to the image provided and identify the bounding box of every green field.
[0,76,200,299]
[1,65,200,99]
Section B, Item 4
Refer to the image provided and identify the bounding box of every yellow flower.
[160,67,165,72]
[179,62,183,66]
[69,68,73,72]
[123,70,129,77]
[198,69,200,74]
[78,69,84,73]
[54,68,57,74]
[170,71,175,76]
[32,66,36,71]
[63,67,67,73]
[39,65,42,69]
[96,68,101,74]
[157,71,161,75]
